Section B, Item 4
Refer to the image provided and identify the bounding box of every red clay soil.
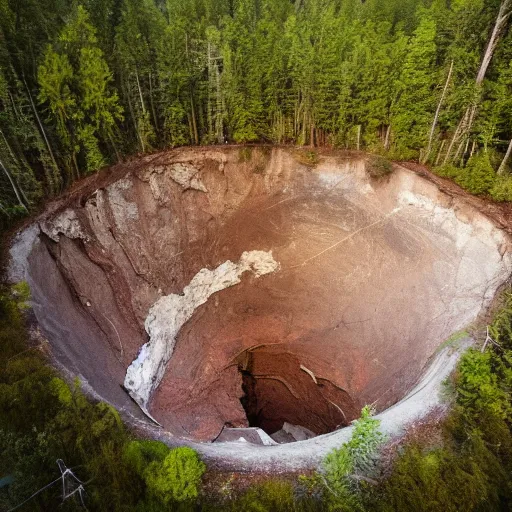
[16,146,512,443]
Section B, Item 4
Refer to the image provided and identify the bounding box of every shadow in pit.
[237,348,359,439]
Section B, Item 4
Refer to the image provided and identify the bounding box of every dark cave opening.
[237,349,359,439]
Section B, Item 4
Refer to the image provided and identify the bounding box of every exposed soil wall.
[8,147,512,465]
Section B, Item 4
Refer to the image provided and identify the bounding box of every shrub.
[144,447,206,504]
[434,163,462,180]
[294,150,319,167]
[455,152,496,195]
[366,156,393,178]
[490,175,512,202]
[455,349,511,420]
[232,480,296,512]
[123,440,171,476]
[373,441,500,512]
[0,284,205,512]
[322,406,385,510]
[239,147,253,162]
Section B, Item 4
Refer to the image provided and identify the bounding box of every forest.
[2,1,512,510]
[1,0,512,221]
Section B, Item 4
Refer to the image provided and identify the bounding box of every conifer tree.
[38,5,123,176]
[391,12,437,158]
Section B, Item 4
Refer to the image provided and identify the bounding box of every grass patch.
[436,329,470,352]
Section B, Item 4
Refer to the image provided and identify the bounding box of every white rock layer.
[40,209,88,242]
[124,250,279,409]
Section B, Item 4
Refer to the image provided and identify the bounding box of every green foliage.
[0,284,205,511]
[293,150,319,167]
[239,147,253,163]
[231,480,297,512]
[490,175,512,202]
[456,349,511,420]
[3,0,512,219]
[366,156,393,179]
[11,281,30,309]
[137,111,156,153]
[123,440,170,476]
[78,124,106,172]
[38,47,76,145]
[144,447,205,503]
[2,0,512,217]
[373,440,504,512]
[164,103,189,147]
[391,12,437,155]
[38,4,122,179]
[455,152,496,195]
[434,163,462,180]
[322,406,385,511]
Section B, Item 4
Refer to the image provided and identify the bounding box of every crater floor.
[9,147,512,458]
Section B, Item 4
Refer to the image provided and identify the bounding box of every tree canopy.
[1,0,512,217]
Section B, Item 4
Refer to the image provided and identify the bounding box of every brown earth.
[12,146,512,443]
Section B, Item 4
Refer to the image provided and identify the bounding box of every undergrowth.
[435,151,512,201]
[0,284,205,511]
[366,156,394,179]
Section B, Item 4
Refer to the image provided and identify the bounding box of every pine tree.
[391,11,438,158]
[38,5,123,176]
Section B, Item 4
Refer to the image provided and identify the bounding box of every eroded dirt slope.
[10,147,512,442]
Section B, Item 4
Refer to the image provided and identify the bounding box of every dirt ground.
[9,146,512,448]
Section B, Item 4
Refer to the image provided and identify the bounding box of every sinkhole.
[9,146,512,450]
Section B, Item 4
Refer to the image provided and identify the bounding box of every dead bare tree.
[0,157,28,211]
[498,138,512,174]
[424,60,454,164]
[481,325,501,352]
[444,0,512,164]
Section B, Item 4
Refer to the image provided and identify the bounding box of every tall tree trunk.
[0,130,31,206]
[435,139,446,166]
[135,69,146,113]
[23,78,61,192]
[190,93,199,145]
[384,125,391,151]
[108,132,122,162]
[148,72,158,132]
[476,0,512,85]
[0,129,21,166]
[498,138,512,174]
[0,158,28,210]
[123,76,143,151]
[470,140,477,159]
[424,60,453,164]
[445,0,512,163]
[207,42,213,142]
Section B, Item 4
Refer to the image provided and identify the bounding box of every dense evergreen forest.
[1,0,512,221]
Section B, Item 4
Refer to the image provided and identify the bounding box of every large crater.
[10,147,512,465]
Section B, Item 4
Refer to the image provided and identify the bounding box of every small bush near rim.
[366,156,393,178]
[455,153,496,195]
[238,147,253,162]
[490,175,512,202]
